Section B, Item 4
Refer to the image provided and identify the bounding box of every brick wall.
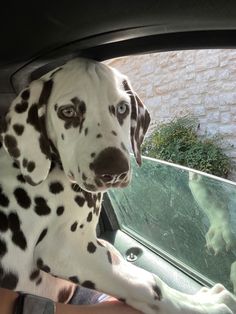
[106,50,236,168]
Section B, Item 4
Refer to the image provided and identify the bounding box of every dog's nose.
[92,147,129,183]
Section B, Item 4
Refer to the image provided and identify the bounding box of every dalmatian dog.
[0,58,236,314]
[189,172,236,294]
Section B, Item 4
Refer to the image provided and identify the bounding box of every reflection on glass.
[108,156,236,293]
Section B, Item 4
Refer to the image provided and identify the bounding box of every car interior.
[1,0,236,297]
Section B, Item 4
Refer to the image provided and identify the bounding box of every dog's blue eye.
[61,106,76,118]
[117,102,128,115]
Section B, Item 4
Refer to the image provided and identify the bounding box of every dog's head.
[1,58,150,192]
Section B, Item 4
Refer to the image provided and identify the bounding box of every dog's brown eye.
[117,102,128,115]
[60,106,76,118]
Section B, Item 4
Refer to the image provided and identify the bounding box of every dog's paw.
[194,284,236,314]
[205,222,236,254]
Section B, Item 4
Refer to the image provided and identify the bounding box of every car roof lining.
[11,29,236,94]
[1,0,236,66]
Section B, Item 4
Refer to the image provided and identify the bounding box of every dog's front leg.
[34,226,236,314]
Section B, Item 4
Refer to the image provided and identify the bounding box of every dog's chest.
[0,145,102,301]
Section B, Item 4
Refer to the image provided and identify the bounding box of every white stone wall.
[106,50,236,164]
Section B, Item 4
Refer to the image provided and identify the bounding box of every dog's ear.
[123,79,150,166]
[1,79,53,185]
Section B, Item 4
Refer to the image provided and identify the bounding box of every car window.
[105,50,236,293]
[108,156,236,292]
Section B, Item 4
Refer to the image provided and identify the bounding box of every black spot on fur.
[56,206,64,216]
[0,187,9,207]
[0,211,8,232]
[153,284,162,300]
[14,188,31,209]
[17,174,26,183]
[49,162,56,173]
[12,161,20,169]
[36,228,48,246]
[15,101,28,113]
[12,230,27,250]
[38,80,53,108]
[49,181,64,194]
[84,128,88,136]
[87,212,93,222]
[74,195,85,207]
[8,213,20,232]
[91,152,96,158]
[26,104,40,132]
[21,89,30,100]
[71,97,86,115]
[34,197,51,215]
[82,280,95,289]
[30,269,40,281]
[0,238,7,257]
[80,224,84,229]
[87,242,96,254]
[0,271,18,289]
[111,130,117,136]
[49,139,59,161]
[13,124,24,136]
[22,158,28,168]
[9,148,20,158]
[36,277,42,285]
[27,161,35,173]
[96,133,102,138]
[39,134,51,159]
[82,191,96,208]
[69,276,80,284]
[70,222,78,232]
[37,258,51,273]
[24,175,38,186]
[89,163,94,171]
[4,134,20,158]
[8,212,27,250]
[61,133,64,140]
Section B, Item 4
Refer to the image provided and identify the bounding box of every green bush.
[142,116,233,178]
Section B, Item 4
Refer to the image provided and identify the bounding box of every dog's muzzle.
[91,147,130,188]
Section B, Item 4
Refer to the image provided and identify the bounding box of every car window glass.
[105,50,236,293]
[108,156,236,292]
